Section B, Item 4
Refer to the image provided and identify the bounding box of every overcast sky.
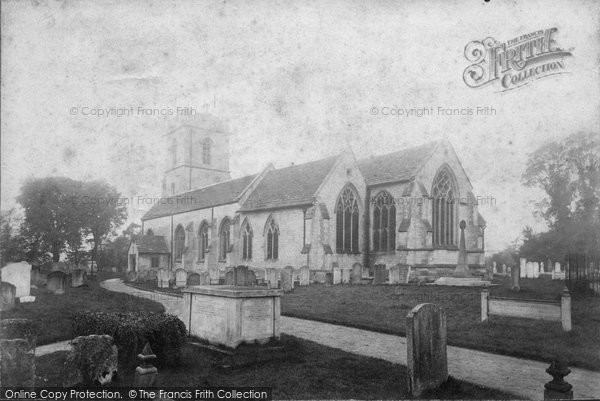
[2,0,599,253]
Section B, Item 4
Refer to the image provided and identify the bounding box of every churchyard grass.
[1,271,164,345]
[35,335,519,399]
[281,276,600,371]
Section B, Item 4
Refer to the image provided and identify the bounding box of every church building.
[135,115,486,277]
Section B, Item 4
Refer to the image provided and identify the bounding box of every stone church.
[133,115,485,277]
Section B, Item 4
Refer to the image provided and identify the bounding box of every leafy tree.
[521,132,600,256]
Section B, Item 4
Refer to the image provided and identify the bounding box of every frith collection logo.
[463,28,572,91]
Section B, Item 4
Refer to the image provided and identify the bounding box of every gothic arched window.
[372,191,396,251]
[202,139,211,165]
[219,218,230,261]
[335,186,360,254]
[265,217,279,260]
[198,221,209,261]
[174,224,185,261]
[241,219,253,260]
[432,167,457,247]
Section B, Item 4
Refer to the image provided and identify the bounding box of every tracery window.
[174,224,185,261]
[241,219,253,260]
[336,186,360,254]
[198,221,209,261]
[266,217,279,260]
[432,167,457,247]
[219,218,231,261]
[372,191,396,251]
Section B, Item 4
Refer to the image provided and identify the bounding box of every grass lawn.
[281,276,600,371]
[1,271,165,345]
[35,335,519,399]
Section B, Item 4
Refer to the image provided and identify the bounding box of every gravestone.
[487,264,494,281]
[187,272,201,286]
[406,303,448,397]
[406,265,412,283]
[31,266,47,287]
[1,282,16,311]
[208,267,219,284]
[134,342,158,387]
[502,264,507,276]
[168,270,176,286]
[265,268,278,288]
[1,261,31,298]
[234,266,249,286]
[281,267,294,292]
[47,271,67,295]
[453,221,471,277]
[157,269,170,288]
[146,270,157,282]
[341,268,350,284]
[555,262,561,272]
[71,269,85,287]
[199,271,210,285]
[63,335,118,386]
[492,261,497,274]
[175,269,187,288]
[351,263,362,284]
[389,265,401,284]
[525,262,533,278]
[332,267,342,284]
[225,270,234,285]
[299,266,310,286]
[533,262,540,278]
[374,264,387,284]
[511,265,520,291]
[520,258,527,278]
[126,271,137,282]
[247,270,257,286]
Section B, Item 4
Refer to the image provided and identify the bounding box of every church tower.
[162,114,231,196]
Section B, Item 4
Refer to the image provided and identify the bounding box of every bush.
[71,312,187,368]
[0,319,38,349]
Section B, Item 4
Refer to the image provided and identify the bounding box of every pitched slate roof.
[142,174,257,220]
[358,141,440,186]
[135,235,170,254]
[239,156,339,212]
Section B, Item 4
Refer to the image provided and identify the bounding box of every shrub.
[0,319,38,349]
[71,312,187,368]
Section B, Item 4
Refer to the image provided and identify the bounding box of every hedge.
[72,312,187,368]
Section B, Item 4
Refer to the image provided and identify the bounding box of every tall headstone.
[265,268,278,288]
[351,263,362,284]
[0,282,16,311]
[453,221,471,277]
[492,261,497,274]
[511,265,520,291]
[406,303,448,397]
[146,270,157,282]
[133,342,158,387]
[225,270,234,285]
[157,269,170,288]
[208,266,219,284]
[1,262,31,298]
[332,267,342,284]
[234,266,249,286]
[555,262,561,272]
[47,271,67,295]
[199,271,211,285]
[389,265,400,284]
[406,265,413,284]
[486,264,494,281]
[374,264,387,284]
[525,262,533,278]
[520,258,527,278]
[533,262,540,278]
[71,269,85,288]
[175,269,187,288]
[502,264,507,276]
[299,266,310,286]
[281,267,294,292]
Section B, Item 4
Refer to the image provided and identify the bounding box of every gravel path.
[96,279,600,400]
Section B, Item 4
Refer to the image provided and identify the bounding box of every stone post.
[511,265,520,291]
[453,221,471,277]
[134,342,158,387]
[544,360,573,400]
[561,288,571,332]
[481,289,489,322]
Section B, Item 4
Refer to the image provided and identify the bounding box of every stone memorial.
[126,271,137,282]
[453,220,471,277]
[187,272,201,286]
[157,269,170,288]
[168,270,176,286]
[1,282,16,311]
[146,269,157,282]
[332,267,342,284]
[533,262,540,278]
[234,266,249,286]
[525,262,533,278]
[47,271,67,295]
[502,264,507,275]
[133,342,158,387]
[511,265,520,291]
[492,261,497,274]
[71,269,85,288]
[247,270,257,286]
[341,268,350,284]
[200,271,211,285]
[31,266,47,287]
[406,303,448,397]
[351,263,362,284]
[487,264,494,281]
[208,267,219,284]
[555,262,561,272]
[265,268,278,288]
[225,270,234,285]
[299,266,310,286]
[406,265,413,283]
[281,267,294,292]
[182,285,282,348]
[175,269,187,288]
[1,261,31,299]
[374,264,387,284]
[389,265,400,284]
[520,258,527,278]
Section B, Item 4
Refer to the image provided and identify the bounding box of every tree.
[521,132,600,255]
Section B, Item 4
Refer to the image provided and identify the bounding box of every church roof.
[142,174,257,220]
[134,235,170,254]
[240,156,339,211]
[358,141,440,186]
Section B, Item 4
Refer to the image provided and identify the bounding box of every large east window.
[432,167,457,247]
[335,186,360,254]
[266,218,279,260]
[372,191,396,251]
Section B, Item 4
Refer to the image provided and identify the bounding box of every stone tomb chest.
[182,286,282,349]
